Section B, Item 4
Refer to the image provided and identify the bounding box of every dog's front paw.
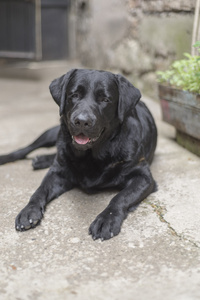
[89,208,124,241]
[15,203,44,231]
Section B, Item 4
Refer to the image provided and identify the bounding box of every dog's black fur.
[0,69,157,240]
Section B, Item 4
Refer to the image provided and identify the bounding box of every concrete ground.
[0,62,200,300]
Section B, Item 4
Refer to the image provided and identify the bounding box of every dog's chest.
[71,156,125,191]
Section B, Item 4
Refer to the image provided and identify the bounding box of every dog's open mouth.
[72,129,104,146]
[73,134,91,145]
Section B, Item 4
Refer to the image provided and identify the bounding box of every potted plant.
[157,42,200,157]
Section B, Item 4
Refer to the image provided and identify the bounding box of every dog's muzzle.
[72,128,105,146]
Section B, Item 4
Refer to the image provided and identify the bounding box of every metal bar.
[35,0,42,60]
[192,0,200,55]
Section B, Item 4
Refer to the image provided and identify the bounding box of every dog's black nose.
[74,113,94,129]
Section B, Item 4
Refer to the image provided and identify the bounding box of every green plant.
[157,42,200,94]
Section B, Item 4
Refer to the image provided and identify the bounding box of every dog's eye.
[70,93,79,100]
[99,97,110,103]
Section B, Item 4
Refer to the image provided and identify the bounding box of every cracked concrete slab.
[0,63,200,300]
[147,98,200,248]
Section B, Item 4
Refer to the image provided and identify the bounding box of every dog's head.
[50,69,141,150]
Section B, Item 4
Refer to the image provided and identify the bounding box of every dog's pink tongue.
[74,134,90,145]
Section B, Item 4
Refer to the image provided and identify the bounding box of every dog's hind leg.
[0,125,60,165]
[32,154,56,170]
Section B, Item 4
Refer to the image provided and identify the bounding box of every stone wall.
[74,0,196,97]
[138,0,195,12]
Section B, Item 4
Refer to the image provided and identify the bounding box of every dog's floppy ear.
[49,69,77,116]
[115,74,141,123]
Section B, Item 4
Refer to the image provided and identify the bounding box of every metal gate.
[0,0,70,60]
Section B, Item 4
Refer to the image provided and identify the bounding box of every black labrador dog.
[0,69,157,240]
